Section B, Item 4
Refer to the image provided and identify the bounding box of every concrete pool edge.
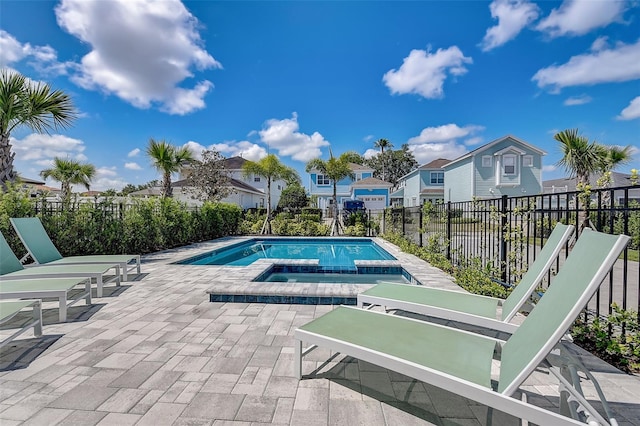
[197,236,460,305]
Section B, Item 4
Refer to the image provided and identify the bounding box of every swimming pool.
[178,238,396,267]
[253,264,418,285]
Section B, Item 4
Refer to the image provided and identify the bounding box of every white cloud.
[406,124,484,164]
[127,148,141,157]
[564,94,592,106]
[532,39,640,91]
[258,113,330,162]
[124,162,143,170]
[617,96,640,120]
[92,167,129,190]
[0,30,68,74]
[480,0,540,51]
[409,143,469,165]
[182,141,208,160]
[11,133,87,163]
[542,164,558,173]
[55,0,222,115]
[363,149,378,160]
[407,124,484,145]
[536,0,627,38]
[96,166,117,177]
[363,135,374,143]
[383,46,472,99]
[212,141,268,162]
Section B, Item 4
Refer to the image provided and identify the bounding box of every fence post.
[446,201,452,261]
[419,204,423,247]
[402,207,406,235]
[500,195,508,282]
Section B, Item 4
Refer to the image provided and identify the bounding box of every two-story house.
[223,156,286,210]
[390,158,451,207]
[443,135,545,202]
[132,155,288,210]
[307,163,392,213]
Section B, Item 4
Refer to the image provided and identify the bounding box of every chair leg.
[59,296,67,322]
[295,340,302,379]
[96,275,103,298]
[33,300,43,337]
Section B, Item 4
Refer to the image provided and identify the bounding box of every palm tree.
[554,129,632,229]
[146,138,194,198]
[40,157,96,205]
[596,145,633,206]
[374,138,393,181]
[242,154,299,234]
[1,70,77,185]
[306,150,354,235]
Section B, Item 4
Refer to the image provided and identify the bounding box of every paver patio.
[1,237,639,425]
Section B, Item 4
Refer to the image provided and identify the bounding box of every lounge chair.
[10,217,141,281]
[1,277,91,322]
[358,223,575,334]
[295,230,630,425]
[1,232,120,298]
[0,300,42,349]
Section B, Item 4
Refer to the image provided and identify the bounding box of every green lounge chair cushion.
[299,306,496,388]
[361,283,500,318]
[0,277,84,293]
[0,300,38,323]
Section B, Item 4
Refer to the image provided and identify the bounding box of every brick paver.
[1,237,639,425]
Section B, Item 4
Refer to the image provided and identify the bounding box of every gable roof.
[419,158,452,170]
[351,177,392,188]
[444,135,546,168]
[543,172,637,192]
[224,156,249,170]
[17,176,45,185]
[349,163,373,172]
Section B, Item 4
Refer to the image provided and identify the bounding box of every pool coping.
[168,236,460,305]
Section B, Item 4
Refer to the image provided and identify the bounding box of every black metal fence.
[378,185,640,319]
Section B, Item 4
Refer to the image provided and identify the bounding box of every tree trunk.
[331,182,339,236]
[576,173,590,231]
[263,179,272,234]
[163,172,172,198]
[0,133,17,186]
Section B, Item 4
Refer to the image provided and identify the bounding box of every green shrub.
[1,192,241,256]
[572,304,639,373]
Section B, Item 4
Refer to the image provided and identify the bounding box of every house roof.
[444,135,546,168]
[33,184,61,192]
[420,188,444,195]
[17,176,45,185]
[349,163,373,171]
[543,172,637,192]
[228,177,264,195]
[419,158,452,170]
[129,177,265,197]
[351,177,392,188]
[224,156,249,170]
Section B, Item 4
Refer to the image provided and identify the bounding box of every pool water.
[252,265,420,286]
[179,238,396,267]
[260,272,410,284]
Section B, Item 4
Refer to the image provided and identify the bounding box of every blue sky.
[1,0,639,191]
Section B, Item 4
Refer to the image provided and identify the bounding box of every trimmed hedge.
[0,186,242,257]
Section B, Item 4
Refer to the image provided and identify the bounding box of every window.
[503,155,516,175]
[430,171,444,184]
[523,155,533,167]
[254,177,261,182]
[482,156,492,167]
[277,185,281,190]
[355,173,362,181]
[317,174,330,185]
